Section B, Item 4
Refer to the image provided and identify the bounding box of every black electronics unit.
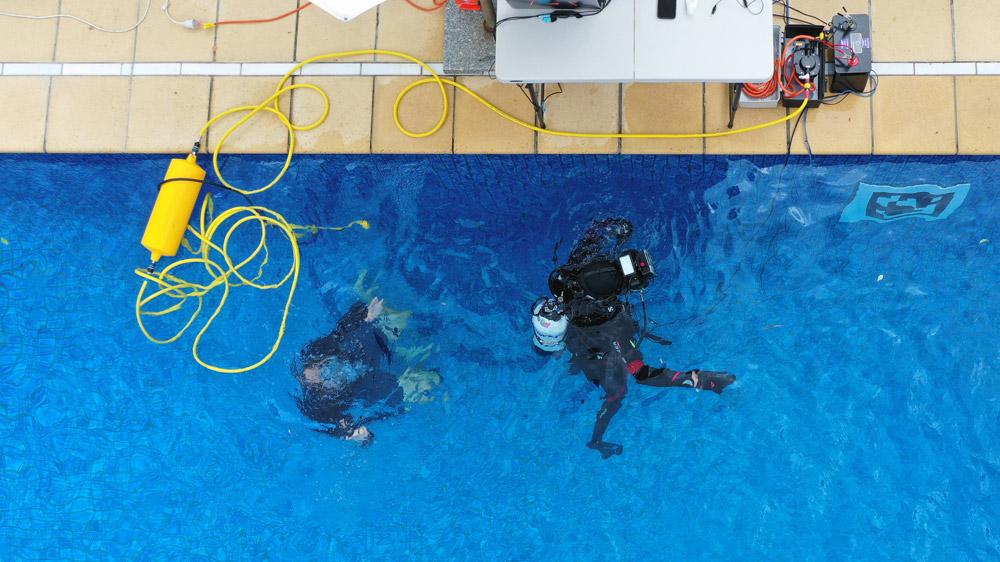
[506,0,602,8]
[657,0,677,19]
[830,13,872,93]
[781,24,825,108]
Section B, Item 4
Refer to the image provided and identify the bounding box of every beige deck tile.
[296,5,377,61]
[46,77,129,152]
[873,76,955,155]
[375,1,445,62]
[135,0,217,62]
[54,0,138,62]
[956,77,1000,155]
[454,77,534,154]
[871,0,952,62]
[537,83,618,154]
[0,77,49,152]
[0,0,59,62]
[207,77,292,153]
[290,76,373,153]
[790,96,871,154]
[622,83,703,155]
[705,84,787,154]
[372,76,453,153]
[954,1,1000,61]
[214,0,297,62]
[126,77,211,153]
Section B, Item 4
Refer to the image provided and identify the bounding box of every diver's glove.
[587,440,624,459]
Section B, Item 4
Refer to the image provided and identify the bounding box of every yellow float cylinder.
[141,154,206,263]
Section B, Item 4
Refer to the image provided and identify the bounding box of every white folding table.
[495,0,774,83]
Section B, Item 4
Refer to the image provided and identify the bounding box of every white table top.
[495,0,773,83]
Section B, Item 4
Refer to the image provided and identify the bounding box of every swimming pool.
[1,153,997,560]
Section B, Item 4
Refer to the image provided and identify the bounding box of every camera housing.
[549,249,655,303]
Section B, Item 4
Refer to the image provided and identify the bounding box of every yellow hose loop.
[135,200,301,374]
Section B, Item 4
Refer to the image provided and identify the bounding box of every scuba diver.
[292,297,402,446]
[532,218,736,459]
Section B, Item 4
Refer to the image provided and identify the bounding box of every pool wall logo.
[840,183,970,223]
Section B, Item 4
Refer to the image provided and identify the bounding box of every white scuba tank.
[531,298,568,353]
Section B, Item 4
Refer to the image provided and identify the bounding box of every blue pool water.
[1,154,998,560]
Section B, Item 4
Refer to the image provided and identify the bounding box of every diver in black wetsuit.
[536,218,736,459]
[293,297,401,446]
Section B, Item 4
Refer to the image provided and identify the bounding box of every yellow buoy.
[140,154,206,263]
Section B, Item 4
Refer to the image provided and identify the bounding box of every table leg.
[727,83,742,129]
[525,83,547,130]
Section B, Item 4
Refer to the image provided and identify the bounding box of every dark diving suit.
[293,302,402,442]
[559,218,735,459]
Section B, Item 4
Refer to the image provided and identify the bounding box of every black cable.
[496,0,611,29]
[773,13,819,26]
[711,0,764,16]
[771,0,828,25]
[158,177,256,207]
[542,83,563,103]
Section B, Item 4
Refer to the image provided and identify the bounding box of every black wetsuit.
[294,302,402,439]
[559,218,736,458]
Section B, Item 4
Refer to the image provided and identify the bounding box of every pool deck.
[1,0,999,155]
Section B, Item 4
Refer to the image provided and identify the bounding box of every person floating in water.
[533,217,736,459]
[293,295,441,446]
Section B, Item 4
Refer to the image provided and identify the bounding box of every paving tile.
[537,83,618,154]
[454,77,534,154]
[135,0,217,62]
[790,96,871,154]
[46,77,130,152]
[954,1,1000,62]
[622,83,703,155]
[914,62,976,75]
[705,84,788,155]
[956,77,1000,155]
[871,0,952,62]
[207,77,292,153]
[296,4,377,61]
[0,0,59,62]
[126,77,211,153]
[214,0,297,62]
[290,76,373,153]
[0,77,49,152]
[54,0,138,62]
[375,1,444,62]
[873,76,955,155]
[371,75,453,153]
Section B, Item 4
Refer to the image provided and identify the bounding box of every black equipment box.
[505,0,602,8]
[830,14,873,93]
[781,24,826,108]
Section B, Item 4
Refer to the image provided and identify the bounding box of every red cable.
[405,0,448,12]
[742,59,779,98]
[213,2,313,26]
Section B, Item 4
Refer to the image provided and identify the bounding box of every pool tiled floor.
[1,0,999,154]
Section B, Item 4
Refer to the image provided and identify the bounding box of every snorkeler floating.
[293,295,441,446]
[533,218,736,459]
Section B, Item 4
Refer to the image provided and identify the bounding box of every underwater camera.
[549,249,655,302]
[532,249,655,352]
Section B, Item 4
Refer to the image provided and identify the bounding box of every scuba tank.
[531,298,568,353]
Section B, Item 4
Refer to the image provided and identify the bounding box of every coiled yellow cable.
[134,49,808,374]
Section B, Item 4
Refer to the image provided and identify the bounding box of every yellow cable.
[135,49,808,374]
